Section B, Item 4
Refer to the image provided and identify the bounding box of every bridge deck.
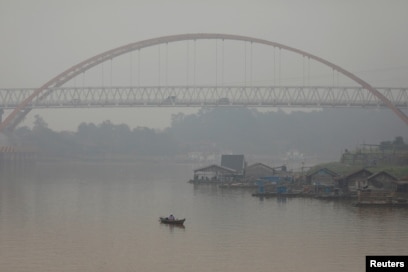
[0,86,407,109]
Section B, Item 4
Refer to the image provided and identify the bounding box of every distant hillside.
[167,107,408,161]
[13,108,408,162]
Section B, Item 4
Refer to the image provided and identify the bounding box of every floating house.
[339,168,373,195]
[245,163,276,182]
[192,164,236,183]
[189,154,246,183]
[356,171,401,204]
[306,168,340,195]
[361,171,398,192]
[394,178,408,199]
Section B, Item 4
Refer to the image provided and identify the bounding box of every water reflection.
[160,223,186,232]
[1,162,408,272]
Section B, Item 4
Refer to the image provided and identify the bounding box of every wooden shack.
[339,168,373,195]
[356,171,399,204]
[245,163,275,182]
[306,168,340,195]
[191,164,236,183]
[362,171,398,192]
[393,179,408,198]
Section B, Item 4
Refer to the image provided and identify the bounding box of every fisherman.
[168,214,175,220]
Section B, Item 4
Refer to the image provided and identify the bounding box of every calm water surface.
[1,161,407,272]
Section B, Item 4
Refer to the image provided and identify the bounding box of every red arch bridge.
[1,33,407,132]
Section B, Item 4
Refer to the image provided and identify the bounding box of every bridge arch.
[1,33,407,131]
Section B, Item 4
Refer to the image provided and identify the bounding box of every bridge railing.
[0,86,407,109]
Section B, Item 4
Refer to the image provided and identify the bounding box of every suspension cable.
[244,42,247,87]
[193,40,196,88]
[158,44,161,87]
[250,42,253,88]
[215,39,218,87]
[187,41,189,86]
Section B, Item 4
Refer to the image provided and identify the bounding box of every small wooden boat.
[159,217,186,225]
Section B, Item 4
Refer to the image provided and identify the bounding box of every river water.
[0,161,407,272]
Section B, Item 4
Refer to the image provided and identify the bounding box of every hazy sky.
[1,0,408,130]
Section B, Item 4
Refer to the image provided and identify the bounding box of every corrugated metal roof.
[367,171,398,181]
[246,162,274,171]
[194,164,236,173]
[221,154,245,172]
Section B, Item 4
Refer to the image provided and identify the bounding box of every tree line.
[11,107,408,160]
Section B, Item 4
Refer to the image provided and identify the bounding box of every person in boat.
[168,214,175,221]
